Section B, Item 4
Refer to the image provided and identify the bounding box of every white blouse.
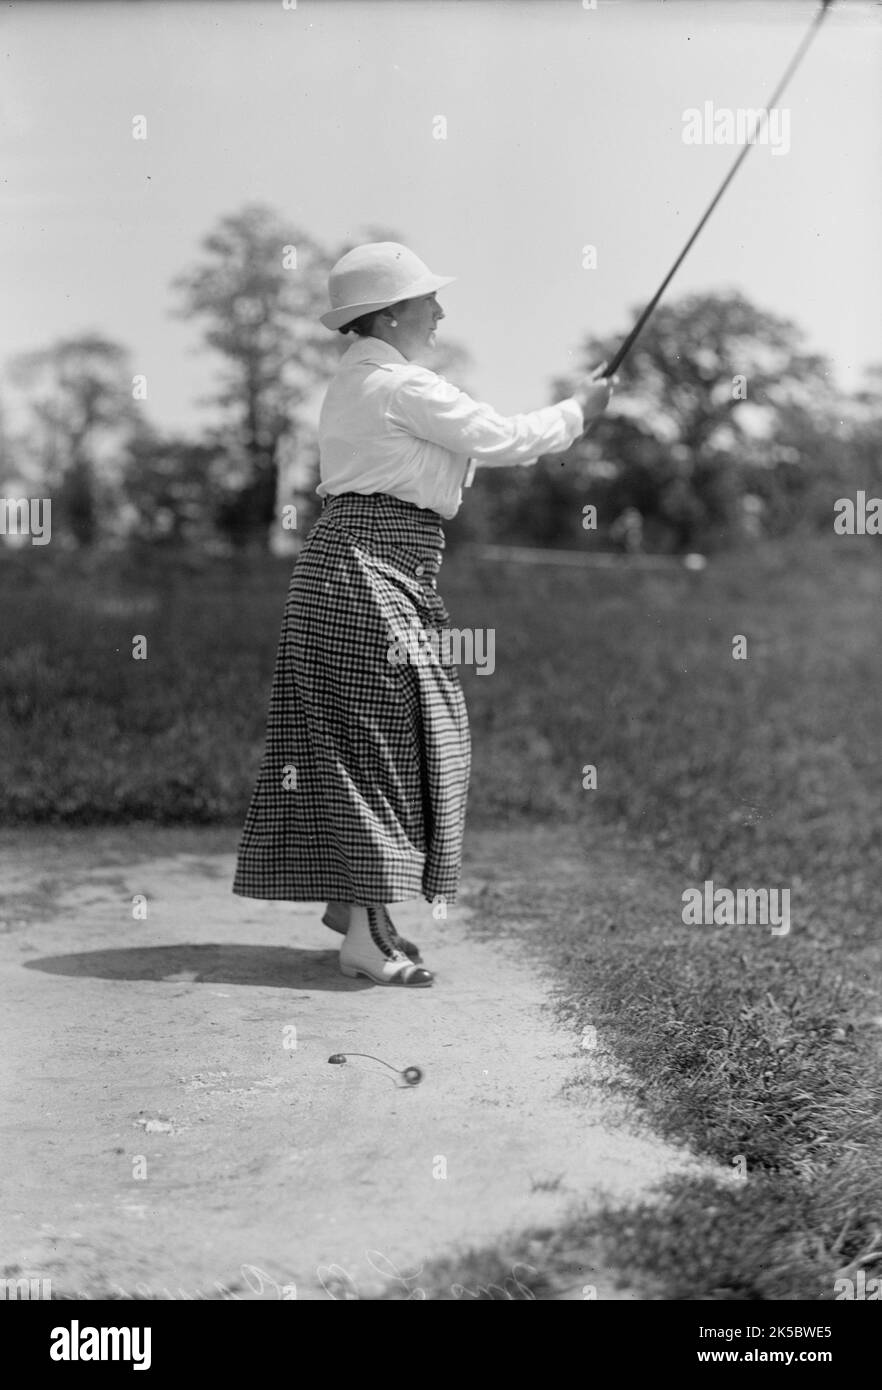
[316,336,585,520]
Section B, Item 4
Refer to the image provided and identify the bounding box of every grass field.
[2,534,880,1298]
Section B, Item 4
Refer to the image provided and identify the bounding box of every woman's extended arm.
[386,364,611,468]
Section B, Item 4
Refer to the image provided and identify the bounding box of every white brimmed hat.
[320,242,455,331]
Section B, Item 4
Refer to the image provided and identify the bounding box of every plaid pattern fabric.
[232,492,471,905]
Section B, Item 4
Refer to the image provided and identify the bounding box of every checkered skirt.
[232,492,471,905]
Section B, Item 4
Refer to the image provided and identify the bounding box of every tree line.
[2,203,878,554]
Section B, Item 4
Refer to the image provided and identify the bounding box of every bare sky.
[2,0,880,435]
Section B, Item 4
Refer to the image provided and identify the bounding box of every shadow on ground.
[23,942,368,991]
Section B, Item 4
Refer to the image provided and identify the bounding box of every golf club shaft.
[600,0,834,380]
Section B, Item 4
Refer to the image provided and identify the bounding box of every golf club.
[591,0,835,390]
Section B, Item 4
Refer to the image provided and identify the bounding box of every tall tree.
[531,291,843,551]
[172,205,337,547]
[8,334,139,546]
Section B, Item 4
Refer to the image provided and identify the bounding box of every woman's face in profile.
[394,292,446,357]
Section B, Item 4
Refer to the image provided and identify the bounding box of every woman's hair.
[338,303,401,337]
[338,311,379,337]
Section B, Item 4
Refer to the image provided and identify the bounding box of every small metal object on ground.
[328,1052,423,1085]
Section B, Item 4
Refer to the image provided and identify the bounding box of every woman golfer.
[233,242,612,987]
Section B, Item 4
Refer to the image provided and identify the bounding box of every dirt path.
[0,827,717,1300]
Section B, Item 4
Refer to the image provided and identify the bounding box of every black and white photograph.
[1,0,881,1346]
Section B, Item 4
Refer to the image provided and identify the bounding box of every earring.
[389,319,398,327]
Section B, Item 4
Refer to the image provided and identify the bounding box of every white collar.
[340,335,408,367]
